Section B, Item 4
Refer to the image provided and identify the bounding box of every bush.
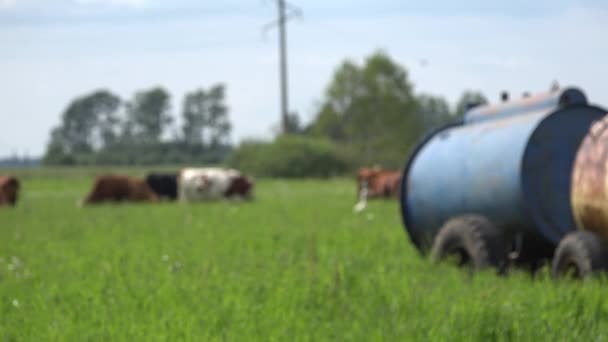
[226,136,350,178]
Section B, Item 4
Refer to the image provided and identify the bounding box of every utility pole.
[265,1,301,135]
[277,0,289,134]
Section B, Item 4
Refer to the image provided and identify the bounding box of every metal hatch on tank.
[398,86,608,277]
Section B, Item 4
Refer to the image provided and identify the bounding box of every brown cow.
[0,176,19,206]
[354,166,401,212]
[82,174,159,205]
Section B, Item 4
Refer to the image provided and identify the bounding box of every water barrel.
[400,87,606,252]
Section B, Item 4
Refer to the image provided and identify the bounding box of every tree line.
[43,50,488,172]
[44,85,232,165]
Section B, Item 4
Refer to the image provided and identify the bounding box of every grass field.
[1,168,608,341]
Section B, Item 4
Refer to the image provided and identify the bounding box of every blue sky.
[0,0,607,157]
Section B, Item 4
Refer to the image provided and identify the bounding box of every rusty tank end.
[572,114,608,239]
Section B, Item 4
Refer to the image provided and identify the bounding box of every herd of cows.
[82,167,255,204]
[0,166,402,209]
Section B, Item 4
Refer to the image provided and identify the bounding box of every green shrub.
[227,136,350,178]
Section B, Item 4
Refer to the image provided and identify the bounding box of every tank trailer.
[399,86,608,278]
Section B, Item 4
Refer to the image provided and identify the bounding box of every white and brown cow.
[353,166,401,212]
[178,167,254,202]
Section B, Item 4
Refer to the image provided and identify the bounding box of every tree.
[415,94,453,132]
[308,50,419,167]
[96,96,122,148]
[43,127,72,165]
[284,111,303,135]
[310,104,345,140]
[43,89,121,163]
[125,87,172,144]
[181,84,231,147]
[454,90,488,120]
[181,89,207,145]
[205,84,231,146]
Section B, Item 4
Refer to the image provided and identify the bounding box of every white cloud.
[0,0,16,9]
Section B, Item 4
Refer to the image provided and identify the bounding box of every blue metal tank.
[400,87,607,253]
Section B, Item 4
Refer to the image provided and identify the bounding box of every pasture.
[1,168,608,340]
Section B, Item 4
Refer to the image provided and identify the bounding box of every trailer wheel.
[551,231,608,279]
[431,214,506,272]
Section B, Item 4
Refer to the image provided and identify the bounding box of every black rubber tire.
[551,230,608,279]
[431,214,507,271]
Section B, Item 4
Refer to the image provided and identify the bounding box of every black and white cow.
[145,172,178,200]
[178,167,254,202]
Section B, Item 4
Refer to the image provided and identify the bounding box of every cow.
[178,167,254,202]
[82,174,159,205]
[145,172,178,201]
[0,176,19,206]
[353,166,401,212]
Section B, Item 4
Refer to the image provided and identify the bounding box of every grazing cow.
[0,176,19,206]
[353,166,401,212]
[82,174,159,205]
[145,172,178,200]
[178,167,254,202]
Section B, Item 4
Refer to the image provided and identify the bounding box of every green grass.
[1,168,608,341]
